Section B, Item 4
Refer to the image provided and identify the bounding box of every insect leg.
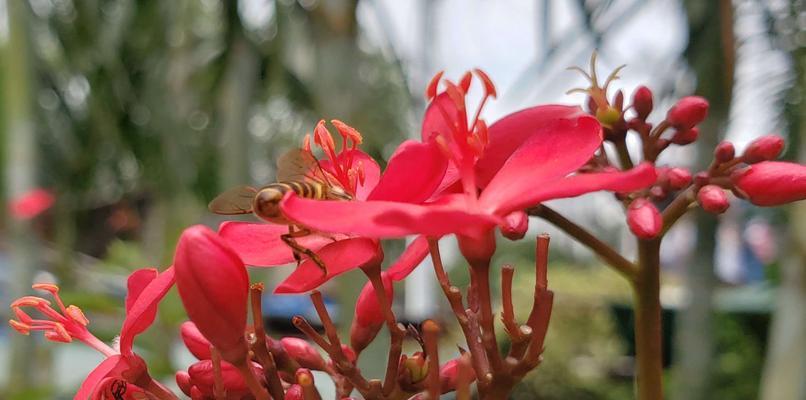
[280,227,328,273]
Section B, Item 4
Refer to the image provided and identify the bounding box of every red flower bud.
[350,272,393,353]
[187,359,262,397]
[694,171,710,187]
[180,321,213,360]
[281,337,327,371]
[627,198,662,239]
[714,141,735,163]
[439,358,476,393]
[500,210,528,241]
[697,185,730,214]
[743,135,784,164]
[671,127,699,145]
[666,168,692,190]
[731,161,806,206]
[666,96,708,130]
[175,225,249,365]
[632,86,653,120]
[176,371,193,396]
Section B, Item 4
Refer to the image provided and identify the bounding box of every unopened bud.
[400,353,429,385]
[666,96,709,130]
[500,210,528,241]
[281,337,327,371]
[614,90,624,110]
[174,225,249,365]
[666,168,692,190]
[714,141,735,163]
[731,161,806,206]
[671,127,699,145]
[697,185,730,214]
[743,135,784,164]
[694,172,710,187]
[626,198,662,239]
[350,273,393,353]
[632,86,653,120]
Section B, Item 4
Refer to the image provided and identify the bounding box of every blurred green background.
[0,1,804,399]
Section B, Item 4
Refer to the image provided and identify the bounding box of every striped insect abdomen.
[252,181,326,224]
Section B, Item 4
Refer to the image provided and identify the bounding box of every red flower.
[180,321,213,360]
[220,121,439,293]
[7,267,175,399]
[174,225,250,365]
[8,188,54,220]
[732,161,806,206]
[280,71,657,257]
[627,199,662,239]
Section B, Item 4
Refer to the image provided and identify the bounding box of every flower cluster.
[8,60,805,400]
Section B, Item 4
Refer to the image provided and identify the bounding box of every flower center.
[427,69,497,203]
[305,119,366,196]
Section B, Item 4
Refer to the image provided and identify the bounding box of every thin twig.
[249,284,285,400]
[423,320,441,400]
[211,348,226,400]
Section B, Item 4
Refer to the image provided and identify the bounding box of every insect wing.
[208,186,258,215]
[276,148,331,185]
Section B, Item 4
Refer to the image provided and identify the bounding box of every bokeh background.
[0,0,804,399]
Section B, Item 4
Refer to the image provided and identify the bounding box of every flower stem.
[249,284,286,400]
[427,239,490,385]
[211,348,226,400]
[633,238,664,400]
[364,267,406,397]
[236,362,270,400]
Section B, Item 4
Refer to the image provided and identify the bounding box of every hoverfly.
[208,148,352,271]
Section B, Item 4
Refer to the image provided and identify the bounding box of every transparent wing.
[208,186,258,215]
[276,148,341,187]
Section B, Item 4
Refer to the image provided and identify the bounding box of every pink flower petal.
[119,267,175,357]
[386,236,429,281]
[486,163,658,215]
[421,93,461,143]
[125,268,158,314]
[274,238,383,293]
[74,355,124,400]
[218,221,333,267]
[479,115,602,213]
[368,140,447,203]
[281,194,500,239]
[476,105,589,187]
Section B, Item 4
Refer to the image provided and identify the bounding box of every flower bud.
[613,90,624,111]
[175,225,249,365]
[632,86,653,120]
[666,96,708,130]
[627,199,662,239]
[714,141,735,163]
[500,210,528,240]
[281,337,327,371]
[350,273,393,354]
[176,371,193,396]
[731,161,806,206]
[666,168,692,190]
[440,358,476,393]
[694,172,710,187]
[697,185,730,214]
[671,127,699,145]
[743,135,784,164]
[180,321,213,360]
[187,359,262,397]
